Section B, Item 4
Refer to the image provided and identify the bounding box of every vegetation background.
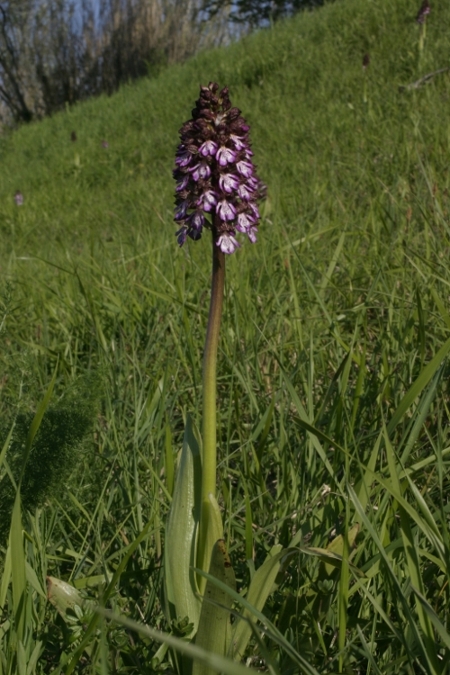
[0,0,321,124]
[1,0,450,672]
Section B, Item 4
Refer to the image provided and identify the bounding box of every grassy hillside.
[1,0,450,672]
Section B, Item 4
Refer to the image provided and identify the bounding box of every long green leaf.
[193,540,236,675]
[164,414,201,630]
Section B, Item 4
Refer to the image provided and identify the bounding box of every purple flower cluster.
[173,82,265,254]
[416,0,430,24]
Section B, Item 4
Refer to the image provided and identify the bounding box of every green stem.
[202,231,225,503]
[197,228,225,586]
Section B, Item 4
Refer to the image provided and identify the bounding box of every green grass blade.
[97,607,259,675]
[387,336,450,436]
[231,545,285,661]
[10,491,27,643]
[20,364,58,482]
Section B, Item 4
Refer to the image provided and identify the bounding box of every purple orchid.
[173,82,265,254]
[416,0,430,23]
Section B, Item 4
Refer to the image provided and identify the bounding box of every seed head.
[173,82,265,254]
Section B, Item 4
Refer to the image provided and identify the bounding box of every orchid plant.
[164,83,292,674]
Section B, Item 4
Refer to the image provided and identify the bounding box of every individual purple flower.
[217,199,236,221]
[14,191,24,206]
[229,134,247,151]
[247,176,260,190]
[219,173,240,193]
[217,233,239,254]
[216,146,237,167]
[236,211,255,233]
[247,226,258,243]
[176,148,194,167]
[236,160,254,178]
[174,200,188,221]
[237,183,254,201]
[173,82,265,253]
[191,161,212,181]
[176,174,190,192]
[199,189,218,212]
[248,202,260,220]
[187,210,205,233]
[176,226,188,246]
[199,140,218,157]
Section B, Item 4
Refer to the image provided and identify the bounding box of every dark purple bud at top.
[228,108,241,121]
[173,82,266,254]
[362,53,370,69]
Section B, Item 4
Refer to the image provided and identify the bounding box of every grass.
[1,0,450,671]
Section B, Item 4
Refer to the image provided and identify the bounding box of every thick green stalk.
[197,229,225,584]
[202,233,225,500]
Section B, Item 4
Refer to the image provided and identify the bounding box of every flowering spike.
[173,83,265,253]
[416,0,430,23]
